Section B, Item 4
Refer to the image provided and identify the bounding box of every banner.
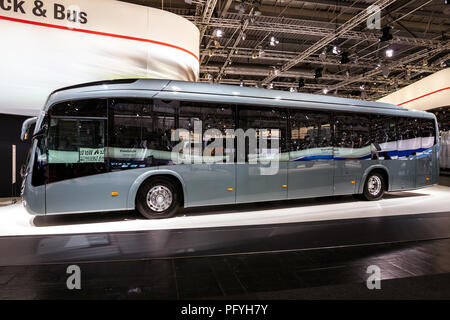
[0,0,200,116]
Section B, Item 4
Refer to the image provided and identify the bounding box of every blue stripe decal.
[290,147,432,161]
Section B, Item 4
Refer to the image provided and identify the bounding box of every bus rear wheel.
[136,178,180,219]
[362,172,385,201]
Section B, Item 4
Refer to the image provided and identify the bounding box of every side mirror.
[21,117,37,142]
[20,164,27,178]
[32,128,46,140]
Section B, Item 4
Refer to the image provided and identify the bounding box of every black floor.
[1,238,450,299]
[1,178,449,299]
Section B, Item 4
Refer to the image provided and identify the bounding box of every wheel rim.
[146,185,173,213]
[367,176,382,196]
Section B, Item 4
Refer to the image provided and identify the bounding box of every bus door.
[288,110,334,199]
[45,100,113,214]
[236,107,288,203]
[416,118,436,187]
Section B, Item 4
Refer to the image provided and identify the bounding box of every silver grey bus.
[20,79,439,219]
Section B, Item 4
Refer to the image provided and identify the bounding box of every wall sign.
[0,0,200,116]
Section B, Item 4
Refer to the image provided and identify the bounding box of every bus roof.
[47,78,433,118]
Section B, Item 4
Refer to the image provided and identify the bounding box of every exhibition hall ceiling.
[124,0,449,101]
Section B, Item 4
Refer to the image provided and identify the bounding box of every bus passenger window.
[47,99,108,183]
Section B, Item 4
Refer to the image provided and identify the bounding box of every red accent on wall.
[398,87,450,106]
[0,15,199,61]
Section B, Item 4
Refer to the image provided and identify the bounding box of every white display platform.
[0,186,449,237]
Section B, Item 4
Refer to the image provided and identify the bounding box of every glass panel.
[177,101,235,163]
[109,98,176,169]
[290,110,332,161]
[238,106,288,162]
[397,117,420,158]
[47,99,107,183]
[370,115,397,160]
[420,119,436,149]
[334,113,370,160]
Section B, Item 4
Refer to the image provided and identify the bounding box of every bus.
[20,79,439,219]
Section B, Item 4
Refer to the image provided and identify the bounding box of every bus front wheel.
[361,172,385,201]
[136,178,180,219]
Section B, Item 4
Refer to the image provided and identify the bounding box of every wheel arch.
[358,165,390,194]
[127,170,187,209]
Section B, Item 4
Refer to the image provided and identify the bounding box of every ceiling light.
[385,48,394,58]
[240,80,244,87]
[290,87,296,93]
[360,84,365,90]
[258,49,265,57]
[251,51,258,59]
[332,45,341,55]
[323,88,329,94]
[268,83,273,89]
[213,28,224,38]
[269,36,279,47]
[241,33,247,41]
[214,40,221,49]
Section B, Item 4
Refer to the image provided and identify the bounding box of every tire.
[136,177,180,219]
[361,172,385,201]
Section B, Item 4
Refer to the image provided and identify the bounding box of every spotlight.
[241,33,247,41]
[340,52,350,64]
[290,87,297,93]
[314,68,323,79]
[379,26,392,42]
[269,36,279,47]
[213,28,224,38]
[332,45,341,55]
[268,83,274,89]
[323,88,329,94]
[360,84,365,90]
[298,78,305,88]
[258,48,265,57]
[240,80,244,87]
[214,40,221,49]
[385,48,394,58]
[251,51,258,59]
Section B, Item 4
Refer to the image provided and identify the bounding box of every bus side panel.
[389,159,416,191]
[45,170,144,214]
[164,163,236,208]
[287,160,333,199]
[333,159,360,196]
[237,162,287,203]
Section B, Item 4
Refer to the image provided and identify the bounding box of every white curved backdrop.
[0,0,199,116]
[378,68,450,111]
